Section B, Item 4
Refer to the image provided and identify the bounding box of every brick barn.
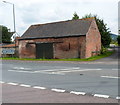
[18,18,101,59]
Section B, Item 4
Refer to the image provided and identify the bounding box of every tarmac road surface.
[1,47,119,103]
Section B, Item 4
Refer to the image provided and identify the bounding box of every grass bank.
[1,51,114,62]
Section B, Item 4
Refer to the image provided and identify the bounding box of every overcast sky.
[0,0,119,36]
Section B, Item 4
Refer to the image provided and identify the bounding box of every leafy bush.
[101,45,107,54]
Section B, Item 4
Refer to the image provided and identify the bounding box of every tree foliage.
[72,12,79,20]
[0,25,12,43]
[82,13,93,19]
[82,14,111,47]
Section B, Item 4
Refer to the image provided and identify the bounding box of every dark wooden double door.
[36,43,53,59]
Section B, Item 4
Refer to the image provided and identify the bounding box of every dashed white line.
[101,76,120,79]
[94,94,109,98]
[19,84,31,87]
[33,86,46,89]
[0,81,119,100]
[70,91,86,95]
[51,88,66,93]
[7,82,18,86]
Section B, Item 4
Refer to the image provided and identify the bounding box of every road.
[1,47,119,103]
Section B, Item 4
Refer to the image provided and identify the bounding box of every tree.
[117,35,120,46]
[82,13,93,19]
[72,12,79,20]
[0,25,12,43]
[82,14,111,47]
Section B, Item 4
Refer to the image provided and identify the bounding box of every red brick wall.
[19,36,86,59]
[54,36,86,59]
[85,20,101,58]
[19,40,36,58]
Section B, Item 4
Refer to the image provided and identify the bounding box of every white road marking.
[19,84,31,87]
[101,76,120,79]
[34,67,80,72]
[34,70,65,75]
[16,70,29,73]
[61,67,80,70]
[56,69,102,73]
[8,68,102,75]
[33,86,46,89]
[7,82,18,86]
[112,69,118,70]
[14,67,24,69]
[13,67,31,70]
[70,91,86,95]
[94,94,109,98]
[84,69,102,70]
[116,97,120,100]
[50,72,65,75]
[34,68,102,74]
[0,80,118,99]
[8,70,34,73]
[8,70,65,75]
[51,88,66,93]
[0,81,4,83]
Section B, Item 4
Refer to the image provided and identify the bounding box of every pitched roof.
[21,18,94,39]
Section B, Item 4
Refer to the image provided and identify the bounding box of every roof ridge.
[32,20,71,26]
[31,18,94,27]
[79,17,95,20]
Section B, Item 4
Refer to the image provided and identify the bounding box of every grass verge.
[1,51,114,62]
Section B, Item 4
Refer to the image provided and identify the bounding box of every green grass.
[1,51,114,62]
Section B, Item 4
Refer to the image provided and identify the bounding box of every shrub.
[101,45,107,54]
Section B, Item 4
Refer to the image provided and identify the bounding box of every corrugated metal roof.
[21,18,94,39]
